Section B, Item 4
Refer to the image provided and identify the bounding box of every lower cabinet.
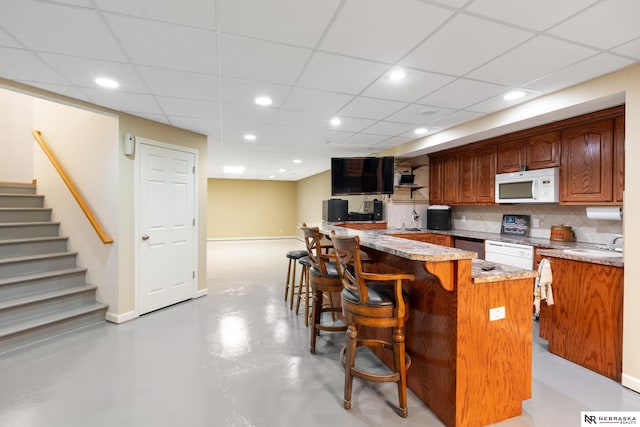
[540,256,623,381]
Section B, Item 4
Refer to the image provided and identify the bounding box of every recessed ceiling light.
[269,175,275,179]
[414,127,428,135]
[504,90,525,101]
[254,96,272,106]
[389,68,406,81]
[330,117,341,126]
[293,159,301,164]
[244,134,256,141]
[95,77,119,89]
[279,169,286,173]
[223,165,245,174]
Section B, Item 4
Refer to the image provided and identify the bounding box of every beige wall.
[207,178,297,238]
[0,88,34,182]
[0,77,208,322]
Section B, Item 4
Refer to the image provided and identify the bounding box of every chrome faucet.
[612,235,623,251]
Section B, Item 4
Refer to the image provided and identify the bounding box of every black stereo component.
[322,199,348,222]
[426,205,451,231]
[364,199,383,220]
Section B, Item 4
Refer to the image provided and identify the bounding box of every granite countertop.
[321,223,539,284]
[327,223,624,266]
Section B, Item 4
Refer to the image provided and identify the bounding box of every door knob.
[141,234,149,240]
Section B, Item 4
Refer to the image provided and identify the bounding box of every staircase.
[0,182,108,353]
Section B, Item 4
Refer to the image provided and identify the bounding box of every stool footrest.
[339,342,411,384]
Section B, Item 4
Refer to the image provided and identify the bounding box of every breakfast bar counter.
[320,224,537,427]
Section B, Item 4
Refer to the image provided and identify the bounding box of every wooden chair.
[300,224,346,353]
[331,233,415,418]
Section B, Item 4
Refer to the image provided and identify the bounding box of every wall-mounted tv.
[331,156,395,196]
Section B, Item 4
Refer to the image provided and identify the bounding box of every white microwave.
[495,167,560,203]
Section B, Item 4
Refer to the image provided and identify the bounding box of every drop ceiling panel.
[0,1,126,61]
[320,0,453,63]
[39,53,149,93]
[297,52,388,94]
[400,14,533,76]
[219,35,311,85]
[105,14,218,73]
[362,121,417,137]
[82,89,163,115]
[307,129,355,144]
[0,29,20,48]
[217,0,339,48]
[430,111,485,128]
[362,69,455,103]
[156,97,219,119]
[385,104,455,126]
[138,67,219,101]
[318,117,376,133]
[466,0,599,31]
[0,47,67,84]
[273,110,326,128]
[613,39,640,59]
[468,36,599,87]
[466,90,541,114]
[281,87,353,114]
[548,0,640,50]
[524,54,634,93]
[338,97,407,121]
[19,82,92,103]
[220,104,279,125]
[419,78,508,110]
[220,78,290,107]
[169,116,219,135]
[342,133,390,147]
[95,0,216,30]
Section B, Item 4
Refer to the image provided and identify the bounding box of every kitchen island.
[321,224,537,427]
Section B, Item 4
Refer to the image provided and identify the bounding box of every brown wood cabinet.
[475,145,496,203]
[561,119,614,204]
[540,256,623,381]
[338,222,387,230]
[496,131,560,173]
[414,233,453,247]
[457,151,476,204]
[614,116,625,204]
[429,156,443,205]
[442,154,458,205]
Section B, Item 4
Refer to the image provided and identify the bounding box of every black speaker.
[373,199,383,220]
[323,199,348,222]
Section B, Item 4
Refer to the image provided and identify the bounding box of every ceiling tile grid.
[0,0,637,180]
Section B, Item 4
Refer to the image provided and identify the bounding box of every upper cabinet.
[496,131,561,173]
[424,106,624,206]
[561,119,614,204]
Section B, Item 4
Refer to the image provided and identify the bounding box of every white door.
[138,142,196,314]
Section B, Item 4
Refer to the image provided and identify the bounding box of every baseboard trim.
[105,310,138,324]
[194,288,208,298]
[207,236,302,242]
[622,373,640,393]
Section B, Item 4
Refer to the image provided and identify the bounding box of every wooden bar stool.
[295,255,312,326]
[331,233,415,418]
[300,224,347,353]
[284,249,307,309]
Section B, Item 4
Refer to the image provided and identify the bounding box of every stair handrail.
[31,130,114,244]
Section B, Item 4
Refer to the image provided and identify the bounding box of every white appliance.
[495,167,559,204]
[484,240,534,270]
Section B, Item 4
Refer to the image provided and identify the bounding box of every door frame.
[134,137,200,316]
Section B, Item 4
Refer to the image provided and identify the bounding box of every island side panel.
[455,275,533,427]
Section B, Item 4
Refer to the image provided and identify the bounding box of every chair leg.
[310,290,321,353]
[289,261,298,310]
[304,271,310,327]
[295,266,306,315]
[284,259,293,302]
[344,323,358,410]
[393,327,408,418]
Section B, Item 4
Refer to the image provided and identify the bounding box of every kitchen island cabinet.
[321,224,536,427]
[536,253,623,381]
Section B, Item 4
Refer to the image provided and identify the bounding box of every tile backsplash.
[387,202,623,245]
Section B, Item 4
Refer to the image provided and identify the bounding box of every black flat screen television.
[331,156,395,196]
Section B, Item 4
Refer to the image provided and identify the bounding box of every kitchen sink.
[562,248,623,258]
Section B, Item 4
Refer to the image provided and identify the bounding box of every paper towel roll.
[586,206,622,220]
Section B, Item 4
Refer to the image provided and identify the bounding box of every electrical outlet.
[461,215,466,223]
[489,306,506,321]
[533,218,540,228]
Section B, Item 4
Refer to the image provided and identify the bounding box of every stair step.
[0,267,87,302]
[0,183,36,195]
[0,236,69,258]
[0,208,52,223]
[0,283,97,312]
[0,193,44,208]
[0,301,108,354]
[0,222,60,240]
[0,251,78,279]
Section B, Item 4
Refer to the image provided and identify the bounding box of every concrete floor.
[0,238,639,427]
